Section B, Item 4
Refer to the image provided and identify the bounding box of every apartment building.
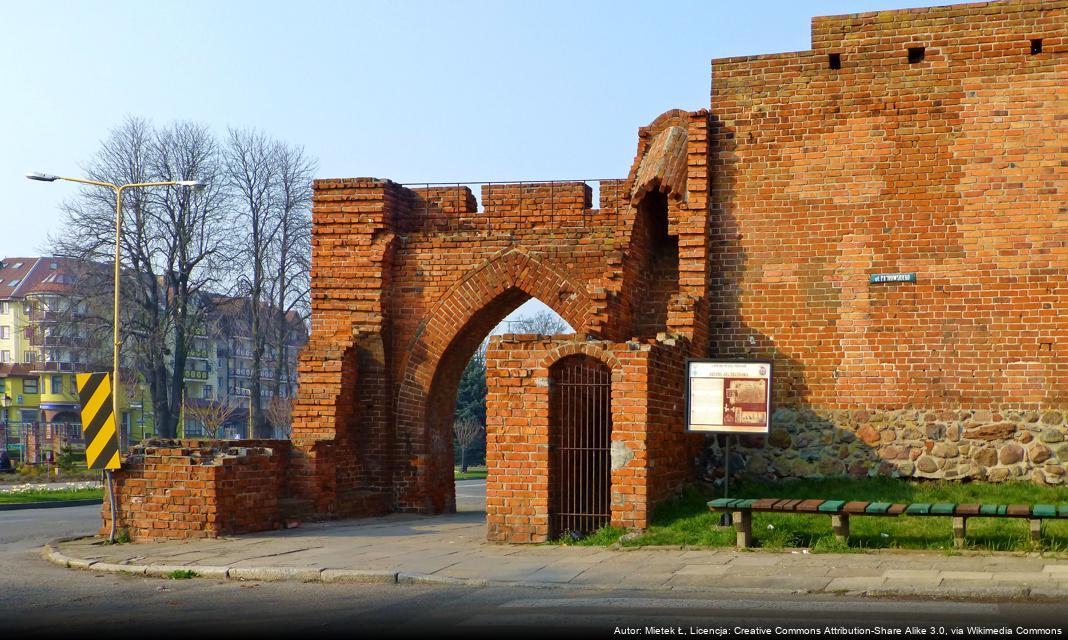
[0,257,151,460]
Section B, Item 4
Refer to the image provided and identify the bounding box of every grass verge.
[561,477,1068,553]
[455,466,488,480]
[0,487,104,504]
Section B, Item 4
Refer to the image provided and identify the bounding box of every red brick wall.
[292,128,712,520]
[709,0,1068,412]
[103,440,289,540]
[485,335,700,542]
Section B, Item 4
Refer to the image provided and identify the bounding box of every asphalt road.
[3,487,1067,639]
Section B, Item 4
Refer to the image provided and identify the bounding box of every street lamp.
[26,172,206,446]
[27,171,205,541]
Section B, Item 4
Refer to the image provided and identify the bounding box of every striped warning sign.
[76,372,121,470]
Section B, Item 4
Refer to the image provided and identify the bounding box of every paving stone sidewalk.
[45,510,1068,600]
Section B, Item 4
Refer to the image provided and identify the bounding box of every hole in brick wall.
[1031,39,1043,54]
[828,53,841,70]
[908,47,925,64]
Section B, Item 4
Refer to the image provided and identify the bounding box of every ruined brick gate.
[286,108,710,542]
[106,0,1067,542]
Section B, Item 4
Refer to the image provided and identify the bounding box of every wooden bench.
[708,498,1068,548]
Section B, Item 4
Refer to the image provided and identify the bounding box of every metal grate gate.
[549,355,612,538]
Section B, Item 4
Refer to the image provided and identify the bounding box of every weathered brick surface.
[485,335,701,542]
[102,440,289,540]
[709,0,1067,411]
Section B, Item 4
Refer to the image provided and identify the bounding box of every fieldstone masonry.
[106,0,1067,541]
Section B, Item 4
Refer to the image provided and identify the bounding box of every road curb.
[0,499,102,511]
[41,539,1068,600]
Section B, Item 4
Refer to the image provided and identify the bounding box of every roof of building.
[0,363,37,378]
[0,256,79,299]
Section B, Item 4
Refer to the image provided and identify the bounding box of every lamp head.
[25,172,60,182]
[177,180,207,192]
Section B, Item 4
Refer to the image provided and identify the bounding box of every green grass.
[0,487,104,504]
[455,466,487,480]
[167,569,198,580]
[569,478,1068,553]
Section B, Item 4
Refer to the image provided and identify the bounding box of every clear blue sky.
[1,0,951,260]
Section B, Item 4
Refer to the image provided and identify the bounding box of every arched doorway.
[392,249,594,514]
[549,354,612,538]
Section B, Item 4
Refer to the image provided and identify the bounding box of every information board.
[686,360,772,434]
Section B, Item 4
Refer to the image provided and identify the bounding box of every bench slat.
[930,503,955,515]
[1033,505,1057,518]
[906,503,931,515]
[865,502,891,514]
[707,498,733,509]
[1007,504,1029,517]
[887,504,907,516]
[956,504,981,516]
[796,499,825,513]
[782,499,803,512]
[752,499,779,510]
[818,500,845,513]
[843,501,869,514]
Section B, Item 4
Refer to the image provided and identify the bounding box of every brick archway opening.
[403,287,577,514]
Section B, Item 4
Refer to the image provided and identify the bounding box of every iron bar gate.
[549,355,612,538]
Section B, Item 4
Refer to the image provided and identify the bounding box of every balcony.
[184,369,210,381]
[28,335,88,349]
[187,349,213,360]
[29,310,83,323]
[31,361,83,373]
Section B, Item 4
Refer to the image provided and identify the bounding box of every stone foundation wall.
[701,409,1068,486]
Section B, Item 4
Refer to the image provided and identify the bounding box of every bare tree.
[264,396,293,439]
[184,398,239,440]
[51,117,230,438]
[225,128,279,438]
[513,309,572,335]
[453,416,483,473]
[265,141,314,400]
[226,131,314,438]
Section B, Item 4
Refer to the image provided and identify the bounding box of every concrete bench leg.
[1030,519,1042,543]
[952,516,967,548]
[732,510,752,548]
[831,513,850,541]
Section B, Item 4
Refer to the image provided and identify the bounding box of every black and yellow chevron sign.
[76,372,121,470]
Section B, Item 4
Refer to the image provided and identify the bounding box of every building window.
[0,351,10,363]
[0,326,8,339]
[204,385,213,399]
[51,375,63,395]
[24,378,38,394]
[0,301,7,315]
[24,352,35,363]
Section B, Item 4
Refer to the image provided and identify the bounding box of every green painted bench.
[707,498,1068,548]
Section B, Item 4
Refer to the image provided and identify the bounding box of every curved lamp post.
[26,172,205,541]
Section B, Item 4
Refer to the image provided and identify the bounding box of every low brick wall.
[103,439,290,541]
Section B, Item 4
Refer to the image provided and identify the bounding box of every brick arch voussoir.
[537,342,622,378]
[398,247,595,389]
